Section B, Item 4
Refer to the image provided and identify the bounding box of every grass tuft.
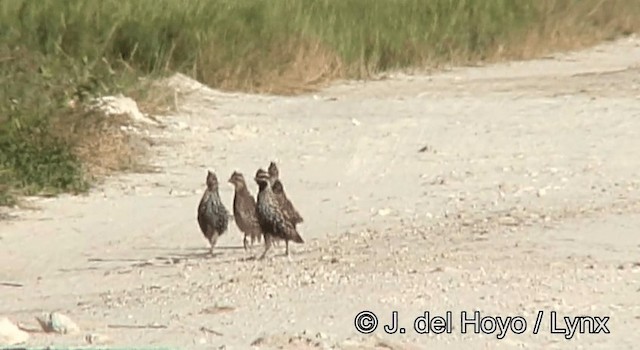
[1,0,640,206]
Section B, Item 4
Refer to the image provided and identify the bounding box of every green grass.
[1,0,639,207]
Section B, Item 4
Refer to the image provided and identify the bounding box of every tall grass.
[1,0,639,206]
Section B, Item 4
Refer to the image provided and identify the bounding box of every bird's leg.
[285,239,293,261]
[208,232,219,257]
[243,235,248,251]
[258,235,271,260]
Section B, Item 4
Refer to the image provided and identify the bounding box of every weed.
[1,0,639,206]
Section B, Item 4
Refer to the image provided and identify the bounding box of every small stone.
[377,208,392,217]
[35,312,81,334]
[315,331,328,339]
[0,317,29,345]
[175,121,189,130]
[498,216,519,226]
[85,333,112,345]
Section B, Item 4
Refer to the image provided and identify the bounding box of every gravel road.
[1,36,639,349]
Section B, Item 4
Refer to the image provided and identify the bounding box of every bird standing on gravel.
[197,170,229,256]
[228,171,263,251]
[254,168,304,260]
[268,161,304,226]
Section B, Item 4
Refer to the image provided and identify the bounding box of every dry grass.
[198,38,344,95]
[1,0,640,206]
[61,113,146,178]
[130,80,180,117]
[188,0,640,94]
[482,0,637,61]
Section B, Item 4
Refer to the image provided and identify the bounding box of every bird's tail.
[284,220,304,243]
[290,229,304,243]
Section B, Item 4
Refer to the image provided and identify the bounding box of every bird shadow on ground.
[88,257,148,262]
[84,244,313,270]
[157,245,258,262]
[137,246,204,252]
[127,245,249,261]
[137,245,247,252]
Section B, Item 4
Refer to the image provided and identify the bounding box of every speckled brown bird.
[268,161,303,226]
[228,171,262,250]
[197,170,229,256]
[254,168,304,260]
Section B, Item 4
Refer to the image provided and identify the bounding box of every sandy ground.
[1,36,640,349]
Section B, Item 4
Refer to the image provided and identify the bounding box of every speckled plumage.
[228,171,262,250]
[268,162,303,226]
[254,168,304,260]
[197,170,229,255]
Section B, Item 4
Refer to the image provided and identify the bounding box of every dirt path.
[1,36,640,349]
